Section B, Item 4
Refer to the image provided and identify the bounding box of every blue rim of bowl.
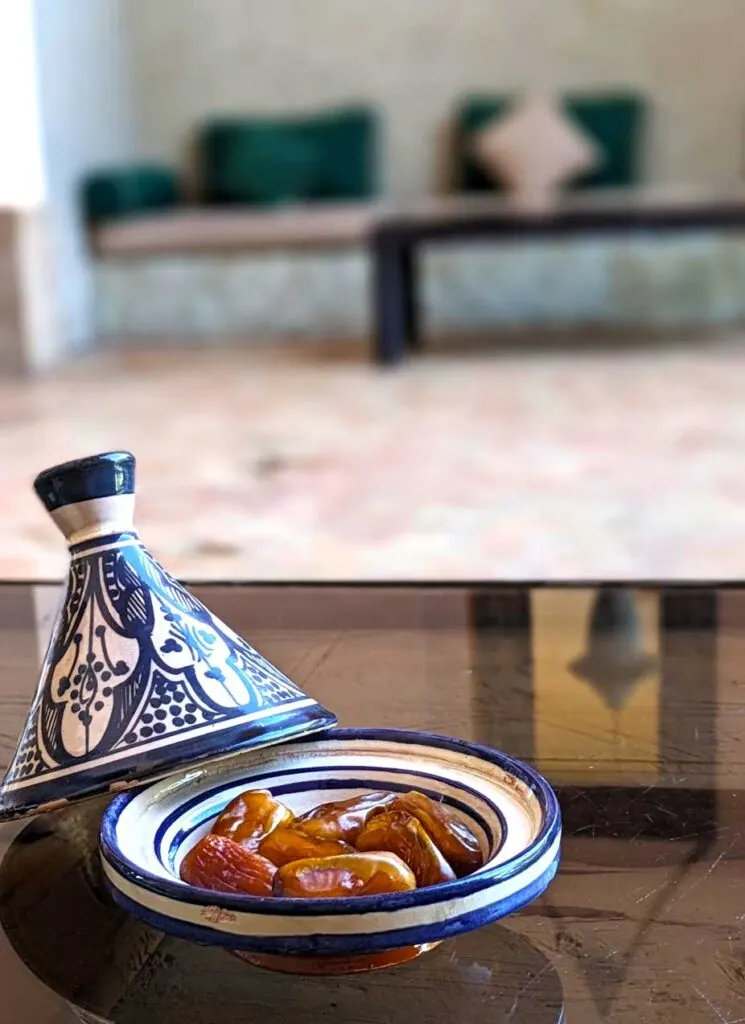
[99,728,562,917]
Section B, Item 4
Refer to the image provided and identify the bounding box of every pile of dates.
[180,789,484,898]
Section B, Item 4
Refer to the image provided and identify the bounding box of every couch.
[87,94,745,343]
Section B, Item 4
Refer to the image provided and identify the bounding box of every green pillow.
[454,95,512,193]
[566,95,645,189]
[309,106,378,200]
[454,92,646,193]
[201,106,379,206]
[207,124,318,205]
[80,165,179,224]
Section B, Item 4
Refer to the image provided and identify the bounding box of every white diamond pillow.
[472,94,599,198]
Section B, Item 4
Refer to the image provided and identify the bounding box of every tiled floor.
[3,335,745,581]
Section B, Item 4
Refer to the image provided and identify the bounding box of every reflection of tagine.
[570,587,657,711]
[0,452,336,822]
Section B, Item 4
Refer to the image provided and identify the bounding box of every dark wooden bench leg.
[371,234,418,365]
[401,245,421,352]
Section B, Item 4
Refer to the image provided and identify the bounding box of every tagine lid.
[0,451,337,823]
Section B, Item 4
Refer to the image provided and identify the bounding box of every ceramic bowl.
[100,729,561,966]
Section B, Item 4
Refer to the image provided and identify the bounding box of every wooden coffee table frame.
[371,197,745,365]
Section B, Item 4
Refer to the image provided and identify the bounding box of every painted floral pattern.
[5,536,307,785]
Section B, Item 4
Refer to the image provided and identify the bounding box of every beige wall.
[0,208,63,374]
[126,0,745,197]
[0,212,28,373]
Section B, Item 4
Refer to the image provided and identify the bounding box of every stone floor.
[3,333,745,581]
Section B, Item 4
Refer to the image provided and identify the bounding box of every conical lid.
[0,452,337,822]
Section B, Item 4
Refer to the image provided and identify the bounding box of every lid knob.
[34,451,136,545]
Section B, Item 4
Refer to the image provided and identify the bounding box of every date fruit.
[179,834,277,896]
[211,789,293,850]
[356,809,456,887]
[273,852,416,898]
[179,786,485,902]
[259,825,354,867]
[293,791,396,843]
[382,791,484,876]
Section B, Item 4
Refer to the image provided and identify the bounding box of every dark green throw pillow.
[200,106,378,206]
[454,95,512,193]
[566,95,645,189]
[208,125,318,205]
[309,106,378,200]
[80,165,179,224]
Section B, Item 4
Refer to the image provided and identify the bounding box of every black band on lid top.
[33,452,136,512]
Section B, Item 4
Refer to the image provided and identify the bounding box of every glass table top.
[1,581,743,1023]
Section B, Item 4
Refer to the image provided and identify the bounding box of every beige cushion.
[472,94,599,202]
[92,204,379,258]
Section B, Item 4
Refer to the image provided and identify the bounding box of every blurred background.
[2,0,745,581]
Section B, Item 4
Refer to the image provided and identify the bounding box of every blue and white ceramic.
[100,729,561,957]
[0,452,336,823]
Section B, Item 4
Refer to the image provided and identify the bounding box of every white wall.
[33,0,137,355]
[125,0,745,198]
[0,2,45,209]
[0,3,55,372]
